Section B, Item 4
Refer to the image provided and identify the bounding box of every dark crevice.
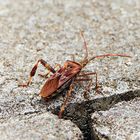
[64,104,92,140]
[61,89,140,140]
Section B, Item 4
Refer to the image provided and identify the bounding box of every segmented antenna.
[80,31,88,60]
[89,54,131,62]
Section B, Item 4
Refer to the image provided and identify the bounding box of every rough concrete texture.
[92,98,140,140]
[0,0,140,140]
[0,112,83,140]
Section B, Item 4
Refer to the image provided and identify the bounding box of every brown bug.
[19,31,130,118]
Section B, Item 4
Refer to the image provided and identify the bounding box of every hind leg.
[38,63,61,78]
[19,59,56,87]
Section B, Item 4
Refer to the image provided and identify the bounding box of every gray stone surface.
[0,0,140,139]
[92,97,140,140]
[0,112,83,140]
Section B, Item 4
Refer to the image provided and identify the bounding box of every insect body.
[19,31,130,118]
[40,60,82,99]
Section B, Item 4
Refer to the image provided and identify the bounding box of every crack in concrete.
[62,89,140,140]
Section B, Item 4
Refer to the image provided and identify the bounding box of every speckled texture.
[92,98,140,140]
[0,112,83,140]
[0,0,140,139]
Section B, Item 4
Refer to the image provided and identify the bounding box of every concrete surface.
[92,97,140,140]
[0,112,83,140]
[0,0,140,140]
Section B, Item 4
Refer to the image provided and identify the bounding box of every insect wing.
[39,74,61,98]
[58,67,80,87]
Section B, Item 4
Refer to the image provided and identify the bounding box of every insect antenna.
[80,31,88,60]
[79,31,131,67]
[88,53,131,62]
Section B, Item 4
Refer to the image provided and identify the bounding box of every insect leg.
[75,78,92,99]
[19,59,56,87]
[75,78,92,81]
[77,72,99,93]
[59,82,74,118]
[38,63,61,78]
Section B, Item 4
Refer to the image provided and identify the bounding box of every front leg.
[78,72,99,93]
